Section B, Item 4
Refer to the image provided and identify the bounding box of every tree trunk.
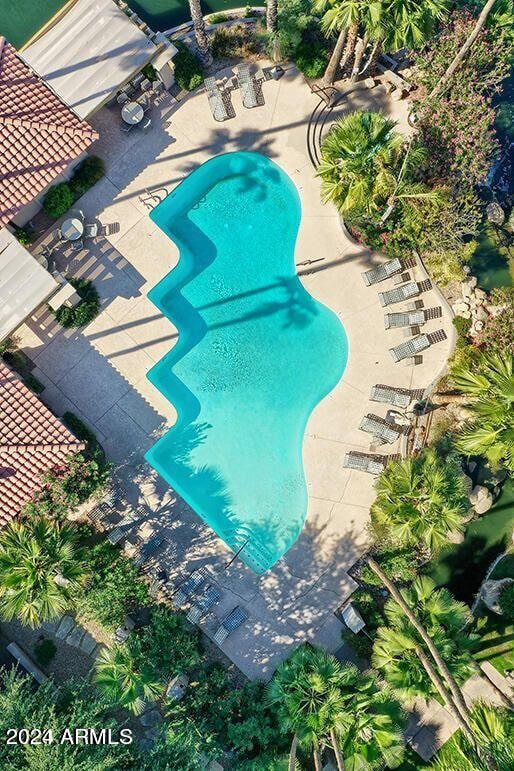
[323,27,348,86]
[350,33,369,81]
[330,728,346,771]
[313,746,323,771]
[288,733,298,771]
[266,0,278,34]
[340,22,359,77]
[366,558,472,723]
[415,644,479,751]
[362,38,381,76]
[430,0,497,97]
[188,0,213,68]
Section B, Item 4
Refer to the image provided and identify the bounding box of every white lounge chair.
[362,258,402,286]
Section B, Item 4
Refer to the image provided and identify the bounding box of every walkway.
[17,65,454,679]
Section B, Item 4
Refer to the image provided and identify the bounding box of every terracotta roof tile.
[0,38,98,227]
[0,361,85,526]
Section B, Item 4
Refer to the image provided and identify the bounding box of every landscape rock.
[475,288,487,301]
[467,461,477,474]
[140,709,163,728]
[469,484,493,514]
[55,615,75,640]
[474,306,488,322]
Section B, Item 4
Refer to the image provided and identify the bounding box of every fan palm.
[267,645,405,770]
[94,646,162,715]
[0,518,88,628]
[314,0,362,84]
[452,353,514,472]
[430,701,514,771]
[370,448,470,554]
[372,577,478,703]
[318,111,403,213]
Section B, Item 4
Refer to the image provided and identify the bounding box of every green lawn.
[428,478,514,604]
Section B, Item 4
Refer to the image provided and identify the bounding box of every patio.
[16,64,454,679]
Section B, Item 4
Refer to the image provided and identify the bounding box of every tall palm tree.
[94,646,162,716]
[317,111,403,213]
[188,0,213,68]
[266,0,278,34]
[267,645,405,770]
[452,353,514,472]
[0,518,88,628]
[367,559,480,751]
[430,0,498,97]
[314,0,362,85]
[430,701,514,771]
[370,448,470,555]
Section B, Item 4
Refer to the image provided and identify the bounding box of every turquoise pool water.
[145,152,347,573]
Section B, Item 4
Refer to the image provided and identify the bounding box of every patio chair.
[141,78,152,91]
[370,384,424,409]
[359,413,402,444]
[133,533,165,568]
[384,310,425,330]
[107,509,140,545]
[173,568,208,606]
[361,257,402,286]
[186,585,221,624]
[378,281,419,307]
[343,451,386,475]
[213,606,248,645]
[84,223,98,238]
[87,501,113,529]
[71,239,83,251]
[236,63,259,108]
[117,92,129,105]
[389,333,431,363]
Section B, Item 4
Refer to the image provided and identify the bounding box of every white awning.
[0,228,58,341]
[21,0,157,119]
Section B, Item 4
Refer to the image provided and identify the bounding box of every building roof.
[22,0,157,120]
[0,227,58,341]
[0,362,85,526]
[0,37,98,227]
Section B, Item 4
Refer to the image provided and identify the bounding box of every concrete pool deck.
[18,65,454,679]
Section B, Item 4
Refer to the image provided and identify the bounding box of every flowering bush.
[413,9,512,187]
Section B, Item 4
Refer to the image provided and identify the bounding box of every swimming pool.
[145,152,347,573]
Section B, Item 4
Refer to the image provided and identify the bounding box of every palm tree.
[370,448,470,555]
[430,0,498,97]
[0,518,88,628]
[266,0,278,34]
[430,701,514,771]
[318,111,403,213]
[314,0,361,85]
[188,0,212,68]
[367,559,480,751]
[267,645,405,770]
[94,646,162,715]
[452,353,514,472]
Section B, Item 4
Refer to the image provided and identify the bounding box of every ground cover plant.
[173,41,204,91]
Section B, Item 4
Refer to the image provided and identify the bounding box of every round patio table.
[61,217,84,241]
[122,101,144,125]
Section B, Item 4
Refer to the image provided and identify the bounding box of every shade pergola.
[22,0,157,119]
[0,228,57,341]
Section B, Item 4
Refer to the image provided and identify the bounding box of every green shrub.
[63,411,104,461]
[43,183,73,219]
[13,227,33,245]
[70,156,105,196]
[294,40,328,78]
[53,278,100,328]
[341,628,373,659]
[360,547,420,586]
[453,314,472,341]
[2,349,27,371]
[34,638,57,666]
[174,41,204,92]
[131,606,202,679]
[208,12,229,23]
[499,583,514,619]
[22,374,45,394]
[142,63,157,81]
[75,536,150,631]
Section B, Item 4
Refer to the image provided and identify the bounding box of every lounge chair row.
[384,306,442,330]
[204,64,265,121]
[389,329,447,362]
[343,451,401,475]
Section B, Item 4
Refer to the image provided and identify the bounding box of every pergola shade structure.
[22,0,157,119]
[0,228,58,341]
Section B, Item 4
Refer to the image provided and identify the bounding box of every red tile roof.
[0,37,98,227]
[0,362,85,526]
